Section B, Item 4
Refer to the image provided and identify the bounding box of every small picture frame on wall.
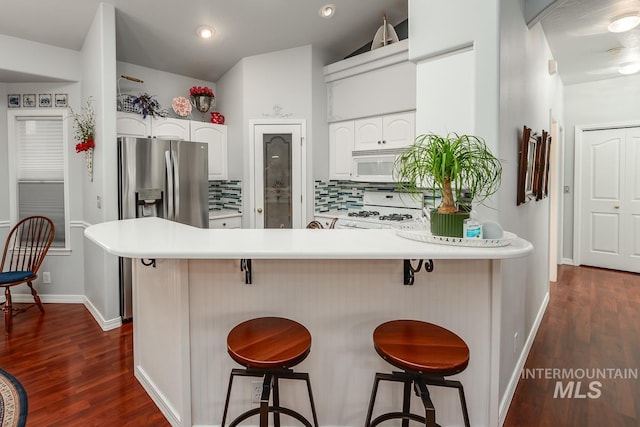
[23,94,36,108]
[38,93,52,108]
[54,93,68,107]
[8,94,20,108]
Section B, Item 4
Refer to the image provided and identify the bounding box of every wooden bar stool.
[221,317,319,427]
[365,320,471,427]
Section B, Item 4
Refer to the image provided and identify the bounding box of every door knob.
[257,208,263,213]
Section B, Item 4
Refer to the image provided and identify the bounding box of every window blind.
[16,117,64,181]
[15,116,66,247]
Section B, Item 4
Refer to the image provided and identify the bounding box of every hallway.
[504,265,640,426]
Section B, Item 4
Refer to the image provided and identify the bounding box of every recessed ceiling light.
[319,4,336,18]
[618,61,640,75]
[608,13,640,33]
[197,26,214,39]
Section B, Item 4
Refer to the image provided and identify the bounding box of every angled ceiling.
[0,0,407,83]
[1,0,637,86]
[540,0,640,84]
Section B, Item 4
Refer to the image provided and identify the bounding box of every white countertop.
[85,217,533,260]
[208,209,241,219]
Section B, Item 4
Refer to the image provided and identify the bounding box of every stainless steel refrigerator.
[117,136,209,321]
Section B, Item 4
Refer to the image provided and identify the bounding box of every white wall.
[217,45,327,226]
[562,74,640,260]
[0,37,85,300]
[116,62,215,122]
[411,0,563,423]
[80,2,119,324]
[498,0,564,421]
[215,59,245,180]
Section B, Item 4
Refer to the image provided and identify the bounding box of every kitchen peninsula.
[85,217,532,427]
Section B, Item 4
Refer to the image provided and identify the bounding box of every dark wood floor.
[1,265,638,426]
[0,303,168,426]
[504,265,640,427]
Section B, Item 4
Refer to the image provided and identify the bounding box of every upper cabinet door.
[354,117,383,151]
[329,121,354,180]
[382,112,415,149]
[116,112,151,138]
[190,122,228,180]
[152,117,190,140]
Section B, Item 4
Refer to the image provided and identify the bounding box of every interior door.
[579,127,640,272]
[253,124,303,229]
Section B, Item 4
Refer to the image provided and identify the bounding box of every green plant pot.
[430,209,470,238]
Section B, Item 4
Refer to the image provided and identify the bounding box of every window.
[8,110,69,250]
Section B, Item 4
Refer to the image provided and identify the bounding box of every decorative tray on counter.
[395,223,517,247]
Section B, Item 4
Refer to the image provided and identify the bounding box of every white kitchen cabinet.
[117,113,190,140]
[324,40,416,122]
[329,121,354,180]
[190,122,228,180]
[354,111,415,151]
[209,216,241,229]
[117,113,228,180]
[117,112,151,138]
[152,117,190,140]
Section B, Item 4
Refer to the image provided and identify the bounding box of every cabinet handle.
[377,140,382,144]
[222,222,227,227]
[257,208,263,213]
[382,140,386,144]
[614,205,620,209]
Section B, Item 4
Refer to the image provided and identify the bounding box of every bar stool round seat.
[366,319,471,427]
[222,317,319,427]
[373,319,469,375]
[227,317,311,369]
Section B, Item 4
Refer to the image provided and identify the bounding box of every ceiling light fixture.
[607,13,640,33]
[618,61,640,75]
[319,4,336,18]
[197,26,214,39]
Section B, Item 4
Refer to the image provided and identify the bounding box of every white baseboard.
[83,296,122,331]
[498,290,550,426]
[562,258,575,265]
[135,365,181,427]
[3,293,122,331]
[7,293,84,304]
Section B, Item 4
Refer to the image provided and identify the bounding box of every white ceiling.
[0,0,407,83]
[540,0,640,84]
[0,0,637,86]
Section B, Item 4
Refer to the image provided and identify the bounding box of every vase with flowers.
[189,86,215,114]
[70,97,96,182]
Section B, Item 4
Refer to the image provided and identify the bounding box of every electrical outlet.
[42,272,51,284]
[251,380,263,403]
[513,332,518,353]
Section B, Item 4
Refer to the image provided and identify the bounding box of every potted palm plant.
[394,133,502,237]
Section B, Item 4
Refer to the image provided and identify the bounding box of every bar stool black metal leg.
[401,378,411,427]
[273,376,280,427]
[302,372,319,427]
[415,378,437,427]
[365,374,382,427]
[259,373,273,427]
[452,381,471,427]
[221,369,240,427]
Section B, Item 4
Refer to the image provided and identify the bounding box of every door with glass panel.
[253,124,303,229]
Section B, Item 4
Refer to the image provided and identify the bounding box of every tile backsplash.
[209,180,242,211]
[314,180,434,212]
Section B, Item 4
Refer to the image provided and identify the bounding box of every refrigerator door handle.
[165,150,174,220]
[172,149,180,218]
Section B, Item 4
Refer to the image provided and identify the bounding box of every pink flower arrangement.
[189,86,214,98]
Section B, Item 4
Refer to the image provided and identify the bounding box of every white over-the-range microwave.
[350,148,405,182]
